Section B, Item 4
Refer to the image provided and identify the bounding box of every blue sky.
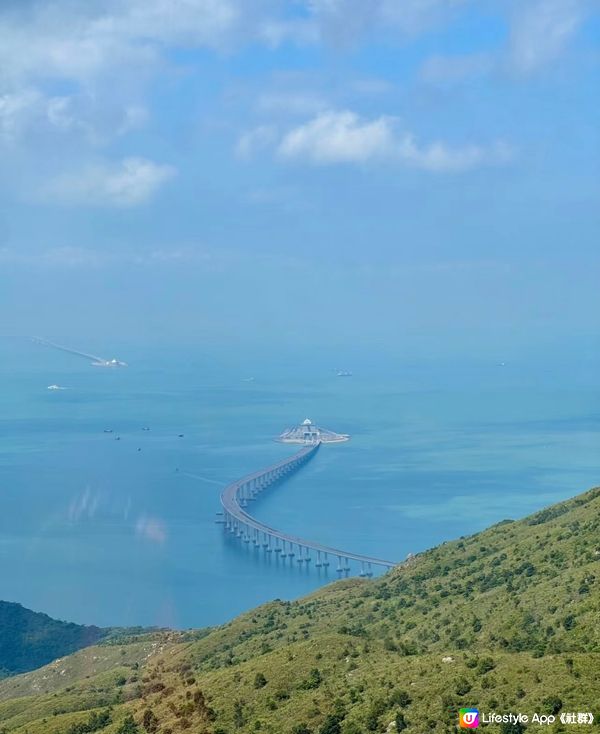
[0,0,598,359]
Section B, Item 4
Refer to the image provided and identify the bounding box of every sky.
[0,0,598,361]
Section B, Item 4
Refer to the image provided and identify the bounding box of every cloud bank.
[44,157,176,207]
[243,110,513,172]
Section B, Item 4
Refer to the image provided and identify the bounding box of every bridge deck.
[220,444,396,569]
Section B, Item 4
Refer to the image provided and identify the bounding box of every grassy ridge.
[0,487,599,733]
[0,602,107,678]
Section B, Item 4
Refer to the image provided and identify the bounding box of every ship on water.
[33,337,127,367]
[277,418,350,445]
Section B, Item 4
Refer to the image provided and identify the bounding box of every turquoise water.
[0,341,598,629]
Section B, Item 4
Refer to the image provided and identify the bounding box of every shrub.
[542,696,563,715]
[390,690,412,707]
[142,709,159,733]
[395,712,408,731]
[254,672,268,689]
[299,668,322,690]
[116,715,139,734]
[319,714,343,734]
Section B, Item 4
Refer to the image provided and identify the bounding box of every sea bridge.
[219,442,396,576]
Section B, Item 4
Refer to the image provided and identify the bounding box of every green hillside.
[0,602,107,678]
[1,486,599,734]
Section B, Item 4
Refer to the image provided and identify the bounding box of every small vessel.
[34,338,127,367]
[178,434,184,438]
[336,369,352,377]
[103,428,113,433]
[142,427,150,431]
[47,384,66,390]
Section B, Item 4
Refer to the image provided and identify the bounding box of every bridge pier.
[220,442,395,577]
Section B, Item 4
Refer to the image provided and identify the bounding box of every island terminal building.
[277,418,350,445]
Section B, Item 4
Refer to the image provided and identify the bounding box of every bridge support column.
[367,562,373,577]
[323,552,329,567]
[315,550,322,568]
[274,538,281,553]
[336,556,343,573]
[297,545,304,563]
[359,561,366,577]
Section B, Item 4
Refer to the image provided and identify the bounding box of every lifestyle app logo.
[459,709,480,728]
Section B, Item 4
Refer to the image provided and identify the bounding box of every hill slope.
[0,486,599,733]
[0,602,107,678]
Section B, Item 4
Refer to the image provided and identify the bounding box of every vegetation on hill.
[0,602,107,678]
[0,487,599,733]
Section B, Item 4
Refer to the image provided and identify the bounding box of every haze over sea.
[0,339,598,630]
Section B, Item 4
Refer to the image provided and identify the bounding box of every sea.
[0,340,598,630]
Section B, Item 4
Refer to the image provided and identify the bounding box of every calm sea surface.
[0,341,598,628]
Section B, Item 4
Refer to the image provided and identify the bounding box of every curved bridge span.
[219,443,396,576]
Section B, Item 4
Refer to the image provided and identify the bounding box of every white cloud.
[396,135,513,172]
[509,0,586,74]
[303,0,469,45]
[267,110,512,171]
[0,89,43,141]
[0,1,241,86]
[45,157,176,207]
[278,110,395,163]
